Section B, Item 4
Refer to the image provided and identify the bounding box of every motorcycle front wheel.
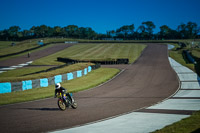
[57,99,66,111]
[71,102,78,109]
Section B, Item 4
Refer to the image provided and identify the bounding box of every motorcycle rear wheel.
[58,99,66,111]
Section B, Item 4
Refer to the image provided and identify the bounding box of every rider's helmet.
[55,83,61,89]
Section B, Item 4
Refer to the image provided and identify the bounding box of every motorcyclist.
[54,83,74,104]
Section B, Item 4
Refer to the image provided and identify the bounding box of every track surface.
[0,43,73,67]
[0,44,179,133]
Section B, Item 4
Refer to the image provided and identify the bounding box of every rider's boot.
[63,96,69,107]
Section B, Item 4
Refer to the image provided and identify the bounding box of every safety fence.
[0,64,100,94]
[57,57,129,65]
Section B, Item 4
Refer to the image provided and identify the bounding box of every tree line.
[0,21,199,41]
[0,25,97,41]
[107,21,200,40]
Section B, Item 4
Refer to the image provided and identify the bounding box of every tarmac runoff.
[50,57,200,133]
[0,61,33,74]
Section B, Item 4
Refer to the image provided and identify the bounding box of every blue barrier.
[0,65,100,94]
[77,70,82,78]
[40,78,48,87]
[84,68,87,75]
[22,80,32,90]
[67,73,73,80]
[88,66,92,72]
[0,82,11,94]
[55,75,62,84]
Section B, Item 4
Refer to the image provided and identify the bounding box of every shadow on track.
[20,107,60,111]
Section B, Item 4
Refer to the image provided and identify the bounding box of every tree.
[186,22,198,38]
[65,25,79,38]
[21,30,30,40]
[159,25,171,39]
[7,26,21,40]
[53,26,62,36]
[30,26,36,37]
[177,22,199,39]
[0,29,9,40]
[177,23,186,38]
[79,27,87,38]
[136,25,147,40]
[142,21,156,39]
[85,27,96,39]
[116,24,134,38]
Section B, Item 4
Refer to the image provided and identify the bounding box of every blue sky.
[0,0,200,33]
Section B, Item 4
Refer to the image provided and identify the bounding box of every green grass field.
[32,43,146,65]
[169,49,195,71]
[0,68,120,105]
[0,38,68,56]
[153,111,200,133]
[191,48,200,58]
[0,41,18,49]
[0,40,38,56]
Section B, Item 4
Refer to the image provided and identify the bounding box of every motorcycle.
[57,92,77,111]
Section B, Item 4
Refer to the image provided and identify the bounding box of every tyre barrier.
[0,65,100,94]
[57,57,129,64]
[182,50,196,64]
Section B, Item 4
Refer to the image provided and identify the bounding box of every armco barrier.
[0,65,99,94]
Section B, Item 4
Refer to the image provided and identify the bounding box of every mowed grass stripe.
[31,44,101,65]
[72,44,104,59]
[32,43,146,65]
[81,44,107,59]
[95,44,115,59]
[64,44,95,58]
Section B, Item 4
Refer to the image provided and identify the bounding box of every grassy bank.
[32,43,146,65]
[169,49,195,71]
[153,111,200,133]
[0,68,120,105]
[0,63,93,82]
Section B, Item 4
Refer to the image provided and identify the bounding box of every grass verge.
[169,49,194,71]
[153,111,200,133]
[0,68,120,105]
[0,63,93,82]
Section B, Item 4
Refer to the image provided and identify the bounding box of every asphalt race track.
[0,43,73,67]
[0,43,179,133]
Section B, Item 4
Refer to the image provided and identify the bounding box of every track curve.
[0,43,179,133]
[0,43,73,67]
